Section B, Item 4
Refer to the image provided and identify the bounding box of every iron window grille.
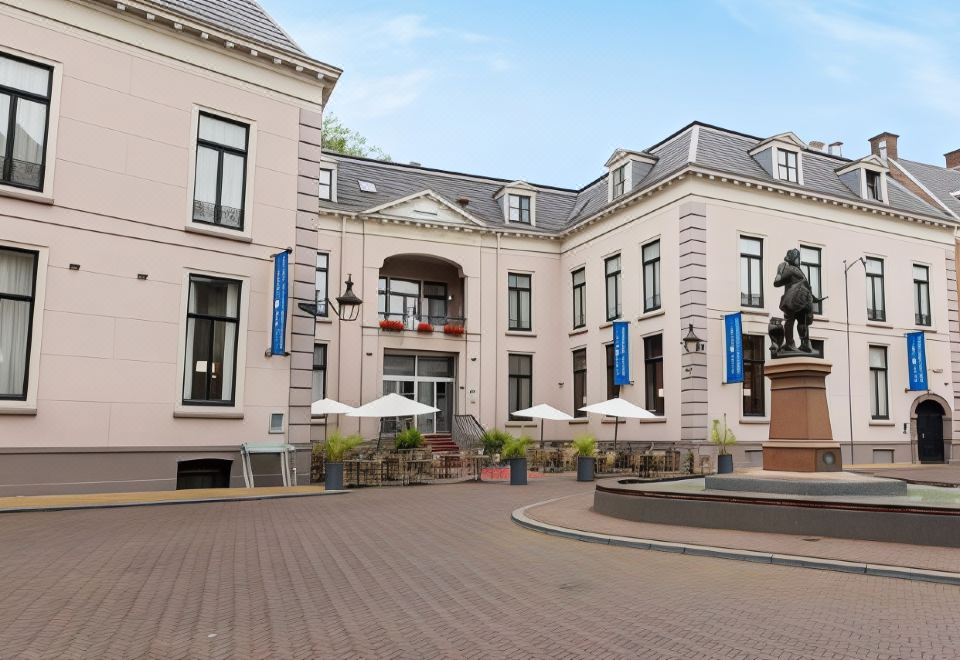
[572,268,586,328]
[777,149,799,183]
[740,236,763,308]
[0,53,52,191]
[192,113,249,231]
[0,246,38,400]
[799,245,822,315]
[865,257,885,321]
[508,273,532,331]
[508,354,532,419]
[605,255,622,321]
[914,264,931,326]
[642,240,661,312]
[643,334,664,416]
[573,349,587,417]
[508,195,531,224]
[183,275,241,405]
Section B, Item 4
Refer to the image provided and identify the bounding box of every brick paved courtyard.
[1,477,958,659]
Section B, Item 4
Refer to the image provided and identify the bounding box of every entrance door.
[383,354,455,433]
[916,400,945,463]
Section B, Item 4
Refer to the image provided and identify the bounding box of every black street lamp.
[682,323,705,353]
[299,274,363,321]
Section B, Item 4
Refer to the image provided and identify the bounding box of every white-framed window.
[799,245,822,315]
[192,113,249,231]
[0,246,38,400]
[315,252,329,317]
[508,194,531,224]
[642,240,660,312]
[865,257,885,322]
[605,254,621,321]
[508,272,532,331]
[182,275,242,406]
[571,268,586,329]
[914,264,931,326]
[0,52,52,192]
[319,168,333,201]
[612,164,627,198]
[740,236,763,308]
[312,343,327,404]
[776,149,799,183]
[865,170,882,201]
[869,346,888,420]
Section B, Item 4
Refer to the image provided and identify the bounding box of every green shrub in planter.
[501,435,532,460]
[571,434,597,457]
[321,432,364,462]
[481,428,513,456]
[394,427,425,450]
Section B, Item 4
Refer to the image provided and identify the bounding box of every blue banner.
[613,320,630,386]
[724,313,744,384]
[906,331,928,391]
[271,251,289,356]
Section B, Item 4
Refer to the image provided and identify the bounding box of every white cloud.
[332,69,435,119]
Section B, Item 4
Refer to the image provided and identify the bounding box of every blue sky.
[262,0,960,189]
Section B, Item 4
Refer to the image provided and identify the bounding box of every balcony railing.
[192,200,244,229]
[379,312,466,333]
[916,313,931,326]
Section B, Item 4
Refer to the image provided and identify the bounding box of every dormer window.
[508,194,531,224]
[866,170,882,201]
[777,149,799,183]
[612,165,626,198]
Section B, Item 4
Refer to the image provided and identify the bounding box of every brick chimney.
[945,149,960,170]
[868,132,899,161]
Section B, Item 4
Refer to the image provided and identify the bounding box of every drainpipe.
[495,233,502,429]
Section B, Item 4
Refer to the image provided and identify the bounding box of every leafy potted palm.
[481,428,512,457]
[501,435,532,485]
[394,427,424,450]
[572,434,597,482]
[710,416,737,474]
[321,431,363,490]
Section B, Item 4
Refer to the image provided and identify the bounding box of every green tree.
[321,113,391,161]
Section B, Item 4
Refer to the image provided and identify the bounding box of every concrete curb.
[0,489,349,514]
[511,500,960,587]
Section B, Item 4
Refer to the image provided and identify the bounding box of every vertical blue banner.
[724,313,744,384]
[906,331,928,391]
[613,320,630,386]
[271,251,289,356]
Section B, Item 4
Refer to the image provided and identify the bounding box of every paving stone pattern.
[0,477,958,659]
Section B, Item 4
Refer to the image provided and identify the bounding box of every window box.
[379,319,404,332]
[416,322,434,333]
[443,323,465,336]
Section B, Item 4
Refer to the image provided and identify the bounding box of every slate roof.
[894,158,960,218]
[146,0,307,57]
[319,122,954,234]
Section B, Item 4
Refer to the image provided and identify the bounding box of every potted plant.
[379,319,404,332]
[416,322,434,333]
[502,435,532,485]
[481,428,512,456]
[320,431,363,490]
[710,416,737,474]
[394,427,424,450]
[443,323,465,336]
[571,434,597,482]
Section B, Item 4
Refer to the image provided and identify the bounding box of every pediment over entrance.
[363,190,485,226]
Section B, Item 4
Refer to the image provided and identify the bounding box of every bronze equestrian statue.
[769,248,825,358]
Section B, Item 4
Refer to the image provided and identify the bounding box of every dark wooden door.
[916,401,945,464]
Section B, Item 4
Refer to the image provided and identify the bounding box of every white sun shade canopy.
[579,397,657,419]
[511,403,575,421]
[310,398,356,416]
[346,393,440,418]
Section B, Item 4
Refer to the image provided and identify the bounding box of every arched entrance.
[915,399,946,463]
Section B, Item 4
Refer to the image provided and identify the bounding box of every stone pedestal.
[763,357,842,472]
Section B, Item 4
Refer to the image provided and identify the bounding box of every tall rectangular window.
[914,264,931,326]
[777,149,798,183]
[605,255,621,321]
[799,245,822,315]
[312,343,327,404]
[0,247,38,399]
[183,275,241,405]
[642,240,661,312]
[643,335,664,415]
[508,195,531,224]
[865,170,882,201]
[318,168,333,201]
[742,335,765,417]
[423,282,448,325]
[0,53,52,190]
[572,348,587,417]
[193,113,249,230]
[508,354,532,418]
[869,346,888,420]
[572,268,586,328]
[605,343,618,400]
[315,252,329,317]
[612,164,626,198]
[865,257,885,321]
[508,273,531,331]
[740,236,763,307]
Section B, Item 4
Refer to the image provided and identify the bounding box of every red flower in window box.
[379,319,404,331]
[443,323,465,336]
[416,322,434,333]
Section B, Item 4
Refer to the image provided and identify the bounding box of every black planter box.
[325,462,344,490]
[508,457,528,485]
[577,456,595,482]
[717,454,734,474]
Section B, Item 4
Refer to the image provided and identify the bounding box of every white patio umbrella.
[511,403,575,448]
[347,393,441,450]
[579,397,656,451]
[311,398,356,442]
